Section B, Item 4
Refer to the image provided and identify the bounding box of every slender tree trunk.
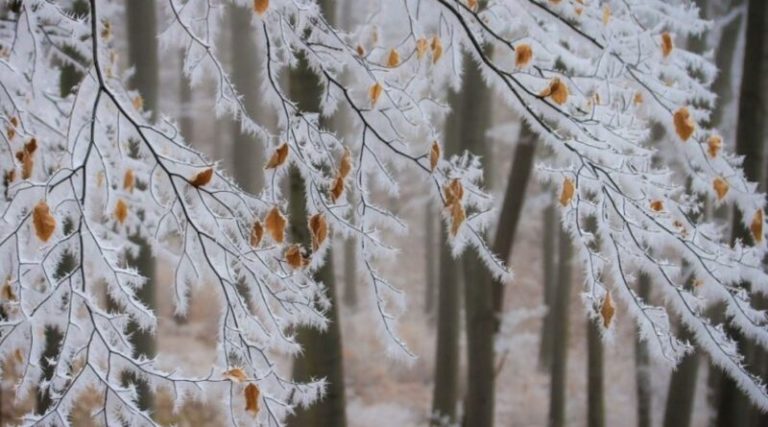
[431,86,463,426]
[343,237,358,307]
[424,200,436,316]
[587,318,605,427]
[124,0,159,412]
[548,226,573,427]
[539,197,557,371]
[459,56,494,427]
[718,1,767,426]
[634,274,652,427]
[285,2,346,426]
[663,325,700,427]
[178,49,193,146]
[228,3,264,193]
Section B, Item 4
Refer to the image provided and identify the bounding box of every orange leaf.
[751,209,764,244]
[443,179,464,207]
[190,168,214,188]
[1,279,15,301]
[540,78,569,105]
[415,38,428,60]
[253,0,269,15]
[559,177,575,206]
[369,82,383,107]
[225,367,248,383]
[602,5,611,25]
[661,32,674,58]
[309,213,328,252]
[467,0,478,11]
[431,36,443,64]
[633,91,643,105]
[33,201,56,242]
[250,220,264,247]
[339,148,352,180]
[707,135,722,158]
[285,244,309,269]
[356,44,366,57]
[265,143,289,169]
[515,44,533,68]
[387,48,400,68]
[265,207,287,243]
[429,141,441,172]
[650,200,664,212]
[450,201,466,236]
[330,175,345,203]
[713,176,729,201]
[114,199,128,224]
[244,383,261,415]
[673,107,695,141]
[132,95,143,111]
[600,292,615,328]
[124,169,135,193]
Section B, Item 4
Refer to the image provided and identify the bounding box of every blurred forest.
[1,0,767,426]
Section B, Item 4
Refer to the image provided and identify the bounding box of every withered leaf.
[330,175,345,203]
[265,207,287,243]
[265,143,289,169]
[541,78,569,105]
[443,179,464,207]
[707,135,722,158]
[253,0,269,16]
[285,244,309,269]
[431,36,443,64]
[673,107,695,142]
[387,48,400,68]
[250,220,264,248]
[429,141,440,172]
[124,169,135,193]
[415,38,428,60]
[751,209,764,244]
[309,213,328,252]
[650,200,664,212]
[559,177,575,206]
[661,32,674,58]
[713,177,729,201]
[244,383,261,415]
[224,367,248,383]
[450,201,466,236]
[339,148,352,180]
[190,168,214,188]
[33,201,56,242]
[369,82,383,107]
[114,199,128,224]
[515,44,533,68]
[600,292,615,328]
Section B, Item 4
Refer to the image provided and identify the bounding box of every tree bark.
[124,0,159,411]
[424,200,436,316]
[284,2,346,426]
[634,274,652,427]
[548,226,573,427]
[587,318,605,427]
[431,86,463,426]
[718,1,767,425]
[539,198,557,371]
[663,325,699,427]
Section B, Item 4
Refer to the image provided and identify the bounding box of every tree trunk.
[124,0,159,412]
[178,49,193,146]
[459,56,494,427]
[548,226,573,427]
[228,3,264,193]
[284,2,346,426]
[431,86,464,426]
[539,198,557,371]
[634,274,652,427]
[424,199,436,316]
[718,1,767,425]
[343,237,358,307]
[663,325,700,427]
[587,318,605,427]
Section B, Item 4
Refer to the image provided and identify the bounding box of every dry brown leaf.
[285,244,309,269]
[190,168,214,188]
[123,169,135,193]
[132,95,143,111]
[431,36,443,64]
[673,107,695,141]
[33,201,56,242]
[515,44,533,68]
[265,143,289,169]
[253,0,269,16]
[4,169,16,188]
[13,348,23,363]
[339,148,352,179]
[265,207,286,243]
[661,32,674,58]
[467,0,478,11]
[751,209,764,244]
[450,201,466,236]
[600,292,615,328]
[707,135,722,158]
[1,280,15,301]
[650,200,664,212]
[244,383,261,415]
[250,220,264,248]
[369,82,383,107]
[443,179,464,206]
[429,141,441,172]
[559,177,575,206]
[713,176,729,201]
[633,91,643,105]
[387,48,400,68]
[309,213,328,252]
[602,5,611,25]
[540,78,569,105]
[356,44,366,57]
[330,175,345,203]
[224,367,248,383]
[416,38,428,60]
[114,199,128,224]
